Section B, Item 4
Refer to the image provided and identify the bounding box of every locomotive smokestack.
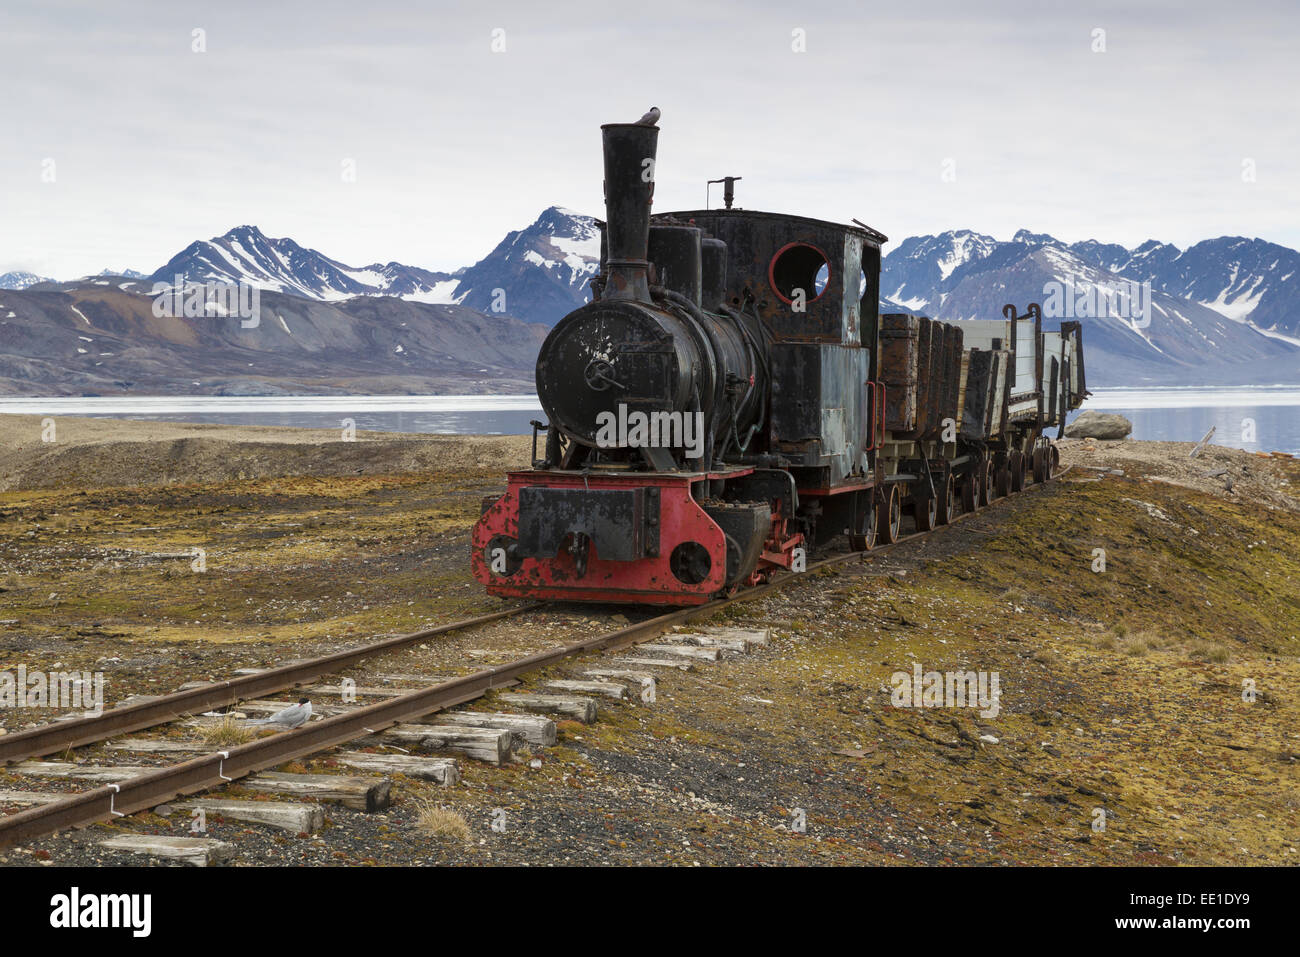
[600,110,660,302]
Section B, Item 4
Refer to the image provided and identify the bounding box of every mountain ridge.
[3,215,1297,392]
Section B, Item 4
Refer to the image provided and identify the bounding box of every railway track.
[0,467,1070,859]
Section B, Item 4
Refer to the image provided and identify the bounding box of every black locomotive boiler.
[472,109,1086,605]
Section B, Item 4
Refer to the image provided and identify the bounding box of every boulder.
[1065,410,1132,440]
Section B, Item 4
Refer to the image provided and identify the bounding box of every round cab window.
[769,242,831,305]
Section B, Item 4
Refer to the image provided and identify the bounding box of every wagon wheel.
[935,473,955,525]
[961,473,978,512]
[914,487,937,532]
[979,460,997,506]
[1049,445,1060,477]
[1032,447,1046,484]
[848,493,877,551]
[1009,451,1025,493]
[877,485,902,544]
[994,459,1010,498]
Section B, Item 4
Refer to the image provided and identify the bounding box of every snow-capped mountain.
[449,206,600,326]
[885,229,1300,342]
[148,225,460,302]
[0,271,55,290]
[141,207,599,326]
[881,229,1300,386]
[880,229,1000,312]
[94,268,148,279]
[1095,236,1300,340]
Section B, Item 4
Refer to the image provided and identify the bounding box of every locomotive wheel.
[913,489,937,532]
[1010,452,1025,493]
[877,485,902,544]
[848,498,877,551]
[961,474,978,513]
[979,460,996,506]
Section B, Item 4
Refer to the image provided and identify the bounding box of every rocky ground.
[0,417,1297,866]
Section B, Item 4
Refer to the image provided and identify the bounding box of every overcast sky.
[3,0,1298,278]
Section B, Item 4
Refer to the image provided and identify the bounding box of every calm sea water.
[1,389,1296,454]
[0,395,544,436]
[1071,388,1300,456]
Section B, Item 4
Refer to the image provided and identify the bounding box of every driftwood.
[1189,426,1216,458]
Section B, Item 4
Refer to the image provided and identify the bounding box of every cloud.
[2,0,1297,277]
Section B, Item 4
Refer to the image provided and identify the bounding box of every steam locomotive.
[472,110,1086,605]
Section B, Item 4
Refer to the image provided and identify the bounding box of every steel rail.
[0,603,543,765]
[0,468,1070,849]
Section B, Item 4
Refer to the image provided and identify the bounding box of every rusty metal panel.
[769,341,869,483]
[879,313,918,432]
[770,342,822,443]
[819,343,871,483]
[841,232,862,346]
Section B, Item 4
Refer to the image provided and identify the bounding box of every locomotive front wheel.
[1009,452,1025,493]
[936,473,955,525]
[848,503,877,552]
[877,485,902,544]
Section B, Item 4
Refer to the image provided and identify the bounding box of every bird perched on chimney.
[635,106,661,126]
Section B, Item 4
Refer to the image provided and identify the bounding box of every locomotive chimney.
[600,110,660,302]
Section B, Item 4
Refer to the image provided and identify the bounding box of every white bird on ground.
[247,697,312,729]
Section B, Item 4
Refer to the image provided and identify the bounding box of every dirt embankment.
[0,414,534,491]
